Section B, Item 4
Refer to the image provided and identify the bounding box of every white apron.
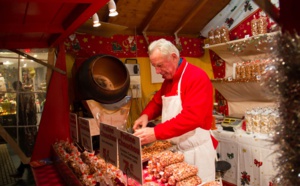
[161,63,216,183]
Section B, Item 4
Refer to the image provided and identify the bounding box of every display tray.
[50,140,215,186]
[50,144,174,186]
[141,140,175,162]
[51,146,83,186]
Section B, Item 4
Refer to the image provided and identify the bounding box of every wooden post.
[0,125,30,164]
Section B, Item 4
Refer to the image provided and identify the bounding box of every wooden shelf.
[211,80,276,102]
[208,32,280,116]
[205,32,280,78]
[204,31,280,59]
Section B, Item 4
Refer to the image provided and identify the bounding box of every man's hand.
[133,114,148,131]
[133,127,156,145]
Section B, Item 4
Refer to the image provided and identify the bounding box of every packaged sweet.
[214,26,221,44]
[220,25,230,43]
[208,29,215,45]
[251,16,258,36]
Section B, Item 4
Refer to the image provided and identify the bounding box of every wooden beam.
[46,48,56,87]
[140,0,167,33]
[9,49,66,75]
[0,125,30,164]
[50,0,109,47]
[174,0,209,34]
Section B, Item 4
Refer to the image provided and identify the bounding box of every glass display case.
[0,49,48,150]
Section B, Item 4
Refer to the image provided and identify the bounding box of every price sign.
[78,117,93,152]
[117,130,143,185]
[99,123,118,167]
[69,113,78,142]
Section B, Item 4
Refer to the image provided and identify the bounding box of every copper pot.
[76,54,130,104]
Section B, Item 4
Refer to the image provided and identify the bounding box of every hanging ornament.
[261,31,300,186]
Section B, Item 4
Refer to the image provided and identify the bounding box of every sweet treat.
[220,25,230,43]
[147,150,184,176]
[251,17,259,36]
[257,16,268,34]
[52,140,127,186]
[214,27,221,44]
[208,29,215,45]
[161,162,184,182]
[175,175,202,186]
[142,140,173,161]
[167,163,198,184]
[201,180,222,186]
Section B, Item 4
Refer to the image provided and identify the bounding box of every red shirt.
[141,58,214,140]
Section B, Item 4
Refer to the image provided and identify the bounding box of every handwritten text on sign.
[117,130,143,185]
[100,123,118,167]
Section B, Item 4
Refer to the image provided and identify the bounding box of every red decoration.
[24,48,31,53]
[210,49,228,115]
[31,43,70,162]
[210,50,226,79]
[65,34,204,59]
[241,171,251,185]
[229,9,275,40]
[254,159,263,167]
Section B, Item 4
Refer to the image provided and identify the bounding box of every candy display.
[141,140,173,161]
[176,175,202,186]
[251,17,259,36]
[147,150,184,177]
[213,26,222,44]
[251,16,268,36]
[53,140,127,186]
[208,29,215,45]
[234,59,270,81]
[52,140,207,186]
[165,162,199,185]
[244,106,280,135]
[257,16,268,35]
[207,25,230,45]
[148,150,184,170]
[220,25,230,43]
[145,150,202,186]
[161,162,184,182]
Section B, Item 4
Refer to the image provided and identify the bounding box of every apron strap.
[177,63,188,95]
[210,130,219,149]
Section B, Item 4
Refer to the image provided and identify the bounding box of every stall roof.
[77,0,231,38]
[0,0,233,49]
[0,0,109,49]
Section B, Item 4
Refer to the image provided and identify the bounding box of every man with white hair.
[133,38,218,182]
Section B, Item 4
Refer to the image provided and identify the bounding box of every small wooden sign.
[78,117,98,152]
[99,123,118,167]
[69,113,78,142]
